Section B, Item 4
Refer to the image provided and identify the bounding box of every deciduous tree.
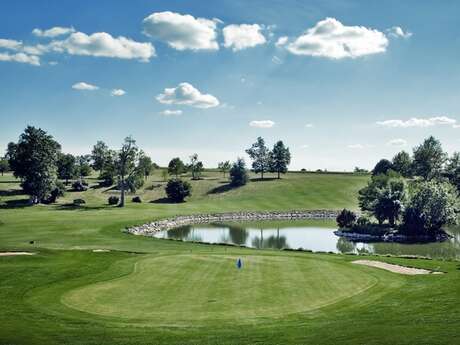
[246,137,270,179]
[270,140,291,179]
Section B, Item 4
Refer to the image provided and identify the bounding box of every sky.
[1,0,460,171]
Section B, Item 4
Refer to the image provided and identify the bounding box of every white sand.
[352,260,443,275]
[0,252,35,256]
[92,249,110,252]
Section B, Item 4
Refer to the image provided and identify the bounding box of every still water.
[154,220,460,260]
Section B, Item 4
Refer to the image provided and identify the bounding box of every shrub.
[108,196,119,205]
[336,209,357,228]
[46,181,66,204]
[229,158,249,187]
[165,179,191,202]
[132,196,142,203]
[72,180,87,192]
[99,170,115,187]
[73,198,86,205]
[356,215,371,226]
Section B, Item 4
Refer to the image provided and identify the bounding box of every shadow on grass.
[150,197,184,204]
[0,180,18,184]
[0,189,25,197]
[54,203,111,211]
[207,183,236,194]
[0,199,32,209]
[250,177,279,182]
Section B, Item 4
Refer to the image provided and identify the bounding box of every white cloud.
[156,82,219,108]
[111,89,126,96]
[275,36,288,47]
[377,116,456,128]
[0,38,23,50]
[0,52,40,66]
[32,26,75,38]
[50,32,155,62]
[249,120,275,128]
[160,109,183,116]
[272,55,282,64]
[72,82,99,91]
[143,11,218,51]
[347,144,365,149]
[305,123,314,128]
[387,26,412,39]
[286,17,388,59]
[223,24,266,51]
[387,138,407,147]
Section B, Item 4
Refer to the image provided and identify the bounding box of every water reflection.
[154,221,460,260]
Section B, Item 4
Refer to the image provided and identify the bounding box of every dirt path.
[352,260,443,275]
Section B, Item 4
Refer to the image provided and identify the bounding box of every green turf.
[1,171,460,345]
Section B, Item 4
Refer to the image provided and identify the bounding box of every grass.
[1,171,460,344]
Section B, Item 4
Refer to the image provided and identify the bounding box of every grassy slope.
[1,171,460,345]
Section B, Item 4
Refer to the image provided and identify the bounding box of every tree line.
[3,127,292,205]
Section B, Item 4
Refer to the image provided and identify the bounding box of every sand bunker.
[352,260,443,275]
[0,252,35,257]
[92,249,110,253]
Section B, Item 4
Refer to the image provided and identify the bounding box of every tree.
[99,150,116,186]
[7,126,61,204]
[402,181,458,234]
[336,209,357,228]
[246,137,270,179]
[445,152,460,191]
[392,151,412,177]
[138,154,154,179]
[76,155,91,179]
[115,137,143,207]
[412,136,447,180]
[270,140,291,179]
[218,161,231,178]
[0,157,9,176]
[230,158,249,187]
[91,141,109,171]
[372,159,393,176]
[188,153,204,180]
[168,157,186,178]
[57,153,76,184]
[165,179,192,202]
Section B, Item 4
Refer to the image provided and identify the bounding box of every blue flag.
[236,258,242,269]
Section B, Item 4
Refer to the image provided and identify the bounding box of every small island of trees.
[336,136,459,242]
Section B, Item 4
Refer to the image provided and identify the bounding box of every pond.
[153,220,460,260]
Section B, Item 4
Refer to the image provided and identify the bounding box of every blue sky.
[1,0,460,170]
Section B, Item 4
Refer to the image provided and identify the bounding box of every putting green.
[62,254,377,324]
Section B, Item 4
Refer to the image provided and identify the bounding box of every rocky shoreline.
[125,210,339,236]
[334,229,451,243]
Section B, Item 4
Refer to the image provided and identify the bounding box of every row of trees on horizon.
[1,127,292,206]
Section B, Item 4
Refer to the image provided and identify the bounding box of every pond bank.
[126,210,339,236]
[334,229,451,243]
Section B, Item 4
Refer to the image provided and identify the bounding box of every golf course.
[1,170,460,345]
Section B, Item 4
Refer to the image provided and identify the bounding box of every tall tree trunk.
[120,174,125,207]
[278,170,280,179]
[261,170,264,179]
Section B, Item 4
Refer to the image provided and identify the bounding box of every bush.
[72,180,87,191]
[99,170,115,187]
[108,196,119,205]
[46,181,66,204]
[132,196,142,203]
[336,209,357,228]
[165,179,191,202]
[229,158,249,187]
[73,198,86,205]
[356,215,371,226]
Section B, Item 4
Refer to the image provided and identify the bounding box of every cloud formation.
[72,82,99,91]
[387,138,407,147]
[32,26,75,38]
[286,17,388,59]
[50,32,155,62]
[143,11,218,51]
[156,82,219,108]
[387,26,412,39]
[160,109,183,116]
[249,120,275,128]
[223,24,266,51]
[0,52,40,66]
[377,116,456,128]
[111,89,126,96]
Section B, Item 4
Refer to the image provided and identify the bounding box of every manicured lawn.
[1,171,460,345]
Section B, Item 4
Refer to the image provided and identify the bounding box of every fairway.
[62,254,376,324]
